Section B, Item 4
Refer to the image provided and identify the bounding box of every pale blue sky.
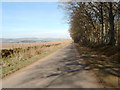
[2,2,70,39]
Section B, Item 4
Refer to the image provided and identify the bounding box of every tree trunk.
[100,2,104,44]
[108,2,116,46]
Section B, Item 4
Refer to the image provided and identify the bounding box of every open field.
[1,40,72,78]
[1,40,71,49]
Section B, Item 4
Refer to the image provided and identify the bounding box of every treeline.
[61,2,120,86]
[62,2,120,47]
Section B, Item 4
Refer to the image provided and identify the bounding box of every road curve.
[3,43,102,88]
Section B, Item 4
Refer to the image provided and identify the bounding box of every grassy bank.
[1,40,71,78]
[75,43,119,88]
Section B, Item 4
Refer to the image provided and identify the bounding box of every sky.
[2,2,70,39]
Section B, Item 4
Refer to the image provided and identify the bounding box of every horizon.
[1,37,71,39]
[2,2,70,39]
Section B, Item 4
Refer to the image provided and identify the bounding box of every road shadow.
[55,44,120,78]
[45,44,120,88]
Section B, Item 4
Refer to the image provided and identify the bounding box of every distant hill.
[0,38,70,43]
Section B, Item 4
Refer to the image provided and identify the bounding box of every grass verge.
[1,41,71,78]
[75,43,120,88]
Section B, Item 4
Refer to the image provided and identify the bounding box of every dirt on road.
[2,43,103,88]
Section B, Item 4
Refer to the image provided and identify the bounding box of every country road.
[3,44,103,88]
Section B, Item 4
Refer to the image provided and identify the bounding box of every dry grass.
[1,40,72,78]
[1,40,70,49]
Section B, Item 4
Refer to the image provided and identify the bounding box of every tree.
[108,2,116,46]
[61,2,119,47]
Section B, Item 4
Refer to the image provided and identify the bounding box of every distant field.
[1,40,71,49]
[1,40,72,78]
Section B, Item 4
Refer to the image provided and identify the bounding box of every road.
[3,44,103,88]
